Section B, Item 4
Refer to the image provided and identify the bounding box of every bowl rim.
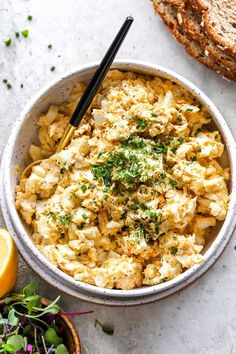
[2,59,236,301]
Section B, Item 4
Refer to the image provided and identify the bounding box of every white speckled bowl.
[1,60,236,306]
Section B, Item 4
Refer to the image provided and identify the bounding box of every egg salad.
[15,70,230,290]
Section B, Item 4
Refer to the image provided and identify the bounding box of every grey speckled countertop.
[0,1,236,353]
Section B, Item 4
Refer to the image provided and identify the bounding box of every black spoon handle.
[69,16,134,127]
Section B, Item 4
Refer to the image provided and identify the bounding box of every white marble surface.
[0,0,236,353]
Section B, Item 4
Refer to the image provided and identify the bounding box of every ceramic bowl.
[1,60,236,306]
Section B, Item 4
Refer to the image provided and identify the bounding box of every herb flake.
[21,29,29,38]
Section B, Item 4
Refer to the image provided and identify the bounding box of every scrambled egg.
[15,70,230,290]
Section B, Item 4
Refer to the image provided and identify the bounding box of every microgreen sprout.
[95,319,114,335]
[0,282,93,353]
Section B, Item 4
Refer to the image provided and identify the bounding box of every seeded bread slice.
[178,2,236,73]
[163,0,236,71]
[152,0,236,80]
[189,0,236,56]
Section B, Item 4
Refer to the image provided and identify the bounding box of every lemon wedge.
[0,228,18,298]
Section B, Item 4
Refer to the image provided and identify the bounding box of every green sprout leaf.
[45,327,63,346]
[1,343,15,353]
[23,336,27,351]
[0,314,6,325]
[44,303,61,314]
[101,325,114,335]
[4,297,15,304]
[7,335,24,351]
[55,344,69,354]
[23,281,38,297]
[95,319,114,335]
[8,309,19,326]
[25,295,41,308]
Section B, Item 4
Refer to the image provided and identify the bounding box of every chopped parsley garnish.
[196,148,201,153]
[166,135,174,145]
[129,204,138,211]
[50,66,56,72]
[171,246,178,255]
[103,194,109,201]
[82,214,88,220]
[140,203,148,211]
[48,44,52,49]
[177,116,182,122]
[155,143,168,154]
[135,118,148,129]
[160,172,167,179]
[59,167,67,174]
[81,184,87,193]
[186,107,194,112]
[27,15,33,21]
[194,128,202,136]
[92,135,166,190]
[159,277,169,283]
[21,29,29,38]
[3,79,12,89]
[119,136,126,142]
[169,179,177,187]
[45,212,73,225]
[56,214,73,225]
[177,137,184,144]
[134,213,164,242]
[149,211,157,219]
[190,156,197,162]
[135,224,149,240]
[92,165,112,187]
[4,38,11,46]
[15,32,20,38]
[151,112,158,117]
[77,224,84,230]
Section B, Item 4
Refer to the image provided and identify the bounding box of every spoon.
[21,16,134,179]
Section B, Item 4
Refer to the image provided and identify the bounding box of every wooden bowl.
[0,297,81,354]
